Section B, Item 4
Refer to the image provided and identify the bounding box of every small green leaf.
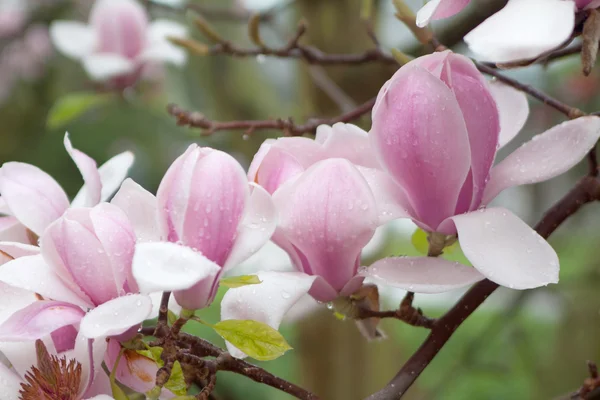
[164,361,187,396]
[136,346,164,368]
[111,381,130,400]
[411,228,428,255]
[167,310,178,326]
[220,275,262,288]
[212,319,292,361]
[47,92,113,129]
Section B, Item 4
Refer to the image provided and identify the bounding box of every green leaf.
[220,275,262,288]
[212,319,292,361]
[111,381,130,400]
[136,346,164,368]
[411,228,428,255]
[167,310,178,326]
[47,92,113,129]
[164,361,187,396]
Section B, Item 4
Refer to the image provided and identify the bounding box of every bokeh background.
[2,0,600,399]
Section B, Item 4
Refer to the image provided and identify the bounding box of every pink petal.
[464,0,576,62]
[73,151,135,205]
[111,178,159,243]
[370,65,471,229]
[315,123,381,169]
[220,271,318,358]
[416,0,470,27]
[89,203,136,295]
[173,271,220,310]
[0,255,92,308]
[80,294,152,339]
[104,339,173,397]
[489,80,529,148]
[42,210,119,306]
[443,53,500,212]
[248,139,275,182]
[255,146,304,195]
[483,116,600,204]
[223,183,277,271]
[132,242,221,294]
[273,159,378,293]
[0,300,85,341]
[82,370,112,399]
[449,207,559,289]
[157,146,248,265]
[360,257,484,293]
[64,133,102,207]
[0,162,69,235]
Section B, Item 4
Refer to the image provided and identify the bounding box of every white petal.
[139,19,187,66]
[132,242,222,293]
[0,362,21,400]
[49,21,95,59]
[220,271,317,358]
[64,133,102,208]
[0,242,40,259]
[82,53,136,81]
[464,0,576,62]
[111,178,159,242]
[360,257,484,293]
[80,294,152,339]
[72,331,108,397]
[226,240,293,277]
[489,80,529,148]
[416,0,443,27]
[73,151,134,205]
[223,183,277,271]
[483,116,600,204]
[0,282,37,326]
[450,207,559,289]
[0,255,92,308]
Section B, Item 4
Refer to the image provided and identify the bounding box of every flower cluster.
[1,49,599,397]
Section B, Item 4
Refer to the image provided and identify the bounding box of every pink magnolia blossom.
[0,133,134,247]
[49,0,186,86]
[416,0,470,27]
[116,145,276,311]
[465,0,600,62]
[369,50,600,289]
[221,155,482,358]
[0,203,153,345]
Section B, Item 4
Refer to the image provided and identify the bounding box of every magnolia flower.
[369,50,600,289]
[221,157,482,357]
[416,0,470,27]
[50,0,186,85]
[0,328,111,400]
[464,0,600,62]
[114,145,276,311]
[0,133,133,246]
[0,203,153,344]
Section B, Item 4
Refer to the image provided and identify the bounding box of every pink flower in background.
[465,0,600,62]
[369,50,600,289]
[50,0,186,86]
[416,0,470,27]
[0,202,152,345]
[117,145,276,311]
[0,133,133,247]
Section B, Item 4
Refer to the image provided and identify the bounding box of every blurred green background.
[2,0,600,399]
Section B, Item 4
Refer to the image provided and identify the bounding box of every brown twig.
[365,173,600,400]
[167,98,375,136]
[354,292,436,329]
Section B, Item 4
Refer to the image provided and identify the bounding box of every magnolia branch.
[167,99,375,136]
